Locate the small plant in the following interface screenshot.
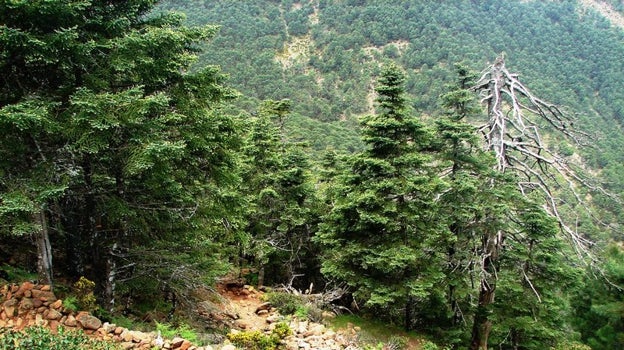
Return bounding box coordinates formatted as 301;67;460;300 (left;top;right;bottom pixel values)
386;335;409;350
63;296;80;313
155;321;199;344
294;305;309;319
73;276;98;312
265;291;306;315
272;322;292;339
421;340;440;350
227;322;292;350
0;326;120;350
550;341;592;350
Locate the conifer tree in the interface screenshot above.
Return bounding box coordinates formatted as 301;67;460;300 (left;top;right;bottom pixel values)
0;0;241;308
435;65;580;349
241;100;319;288
317;64;443;329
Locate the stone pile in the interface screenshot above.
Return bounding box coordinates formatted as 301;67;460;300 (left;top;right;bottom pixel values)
225;313;361;350
283;317;361;350
0;282;210;350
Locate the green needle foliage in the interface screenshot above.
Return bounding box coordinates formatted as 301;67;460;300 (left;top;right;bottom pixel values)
317;64;444;329
0;0;241;309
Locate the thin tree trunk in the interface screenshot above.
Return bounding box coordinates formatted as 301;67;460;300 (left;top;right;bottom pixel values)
470;225;501;350
469;57;506;350
405;296;414;331
34;209;53;289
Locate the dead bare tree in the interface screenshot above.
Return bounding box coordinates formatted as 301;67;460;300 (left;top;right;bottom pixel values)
468;55;613;349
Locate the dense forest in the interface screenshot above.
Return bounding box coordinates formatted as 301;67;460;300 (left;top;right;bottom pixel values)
1;1;623;349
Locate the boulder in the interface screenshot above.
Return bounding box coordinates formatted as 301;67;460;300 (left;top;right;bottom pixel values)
46;308;62;320
76;313;102;330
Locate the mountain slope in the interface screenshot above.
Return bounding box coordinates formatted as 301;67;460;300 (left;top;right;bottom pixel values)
156;0;624;231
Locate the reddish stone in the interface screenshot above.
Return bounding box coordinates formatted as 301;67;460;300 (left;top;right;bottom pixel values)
171;337;185;348
50;299;62;309
46;309;62;320
49;320;60;333
76;313;102;330
18;297;34;312
179;340;192;350
64;315;77;327
32;298;43;308
32;289;55;301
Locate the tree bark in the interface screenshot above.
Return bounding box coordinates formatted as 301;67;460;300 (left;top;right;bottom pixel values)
34;209;53;289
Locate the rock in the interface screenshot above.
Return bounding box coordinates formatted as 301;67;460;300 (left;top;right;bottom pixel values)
221;345;237;350
131;330;150;343
171;337;185;348
76;313;102;330
64;315;77;327
255;302;272;314
120;342;135;349
297;340;311;350
102;322;117;334
46;308;62;320
297;320;308;335
256;309;269;316
49;320;60;332
266;314;281;324
321;311;336;319
40;285;51;291
234;319;249;329
50;299;63;309
304;323;325;337
179;340;192;350
18;297;34;312
121;329;133;342
32;298;43;308
322;330;336;340
15;281;34;298
3;298;18;317
31;289;56;301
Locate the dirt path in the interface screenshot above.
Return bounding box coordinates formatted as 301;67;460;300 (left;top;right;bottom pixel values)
216;284;272;331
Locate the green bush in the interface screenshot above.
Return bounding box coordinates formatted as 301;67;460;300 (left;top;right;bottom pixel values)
265;292;306;315
550;341;592;350
386;335;409;350
226;322;292;350
155;321;199;344
421;340;440;350
62;296;79;313
0;326;119;350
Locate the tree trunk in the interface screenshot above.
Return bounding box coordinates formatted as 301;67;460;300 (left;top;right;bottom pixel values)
34;209;53;289
104;243;117;312
487;57;507;172
470;226;501;350
405;296;415;331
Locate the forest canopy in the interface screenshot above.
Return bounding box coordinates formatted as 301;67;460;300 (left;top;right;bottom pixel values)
1;1;623;349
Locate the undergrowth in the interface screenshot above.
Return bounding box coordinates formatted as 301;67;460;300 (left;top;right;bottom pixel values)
0;326;120;350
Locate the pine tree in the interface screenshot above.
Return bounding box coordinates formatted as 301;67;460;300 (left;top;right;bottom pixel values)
317;64;443;330
0;0;241;308
240;100;319;288
434;65;581;349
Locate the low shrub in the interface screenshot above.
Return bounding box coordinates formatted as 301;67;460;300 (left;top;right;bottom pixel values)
155;321;199;344
0;326;119;350
227;321;292;350
62;296;79;313
264;292;306;315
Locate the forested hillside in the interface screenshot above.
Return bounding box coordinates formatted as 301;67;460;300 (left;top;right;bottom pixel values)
1;1;623;349
156;0;624;228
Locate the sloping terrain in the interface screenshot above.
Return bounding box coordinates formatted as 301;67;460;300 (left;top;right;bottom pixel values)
579;0;624;28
